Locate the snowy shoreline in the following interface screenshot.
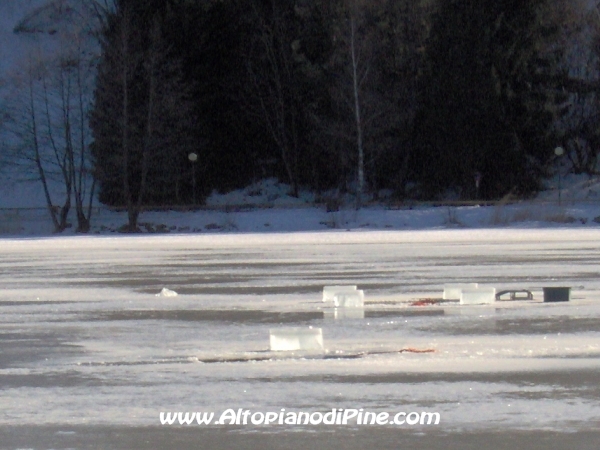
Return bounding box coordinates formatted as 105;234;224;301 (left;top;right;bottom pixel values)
2;199;600;237
2;174;600;236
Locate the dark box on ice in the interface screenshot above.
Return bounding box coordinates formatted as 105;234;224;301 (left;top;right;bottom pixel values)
542;287;570;302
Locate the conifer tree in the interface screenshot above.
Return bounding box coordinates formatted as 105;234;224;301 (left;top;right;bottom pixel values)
413;0;567;199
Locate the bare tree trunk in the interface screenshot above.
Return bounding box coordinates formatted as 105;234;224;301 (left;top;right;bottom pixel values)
136;19;159;219
120;10;138;232
41;60;72;231
74;35;94;233
350;15;365;209
28;71;60;231
59;66;74;231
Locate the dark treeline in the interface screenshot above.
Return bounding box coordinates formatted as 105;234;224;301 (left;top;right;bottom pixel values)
90;0;591;229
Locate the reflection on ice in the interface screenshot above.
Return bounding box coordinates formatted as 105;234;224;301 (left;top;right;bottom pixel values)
333;290;364;308
444;306;497;316
269;327;324;352
322;285;357;302
324;308;365;320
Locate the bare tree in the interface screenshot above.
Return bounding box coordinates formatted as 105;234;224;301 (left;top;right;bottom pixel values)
348;5;366;207
4;51;73;232
244;0;301;197
320;0;431;204
324;0;380;208
91;3;195;231
2;0;103;232
58;27;98;232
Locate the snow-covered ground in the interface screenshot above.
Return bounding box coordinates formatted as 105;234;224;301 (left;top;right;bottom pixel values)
0;174;600;236
1;229;600;449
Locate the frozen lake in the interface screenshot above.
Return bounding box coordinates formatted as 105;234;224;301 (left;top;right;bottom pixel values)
1;229;600;449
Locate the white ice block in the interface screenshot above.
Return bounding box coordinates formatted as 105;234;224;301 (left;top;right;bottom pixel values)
322;285;357;302
459;287;496;305
333;290;364;308
156;287;178;297
443;283;478;300
269;327;324;351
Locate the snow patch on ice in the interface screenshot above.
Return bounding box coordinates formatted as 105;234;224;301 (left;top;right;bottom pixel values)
156;288;178;297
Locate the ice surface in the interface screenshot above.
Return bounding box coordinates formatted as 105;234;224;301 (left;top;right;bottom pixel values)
269;327;324;351
333;290;365;308
324;308;366;320
444;306;496;317
460;287;497;305
322;285;357;302
1;229;600;436
443;283;479;300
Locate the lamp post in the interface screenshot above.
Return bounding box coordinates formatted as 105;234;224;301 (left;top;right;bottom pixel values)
188;152;198;205
554;146;564;206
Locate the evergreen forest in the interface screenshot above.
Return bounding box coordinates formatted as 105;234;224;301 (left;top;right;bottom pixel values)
42;0;600;229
